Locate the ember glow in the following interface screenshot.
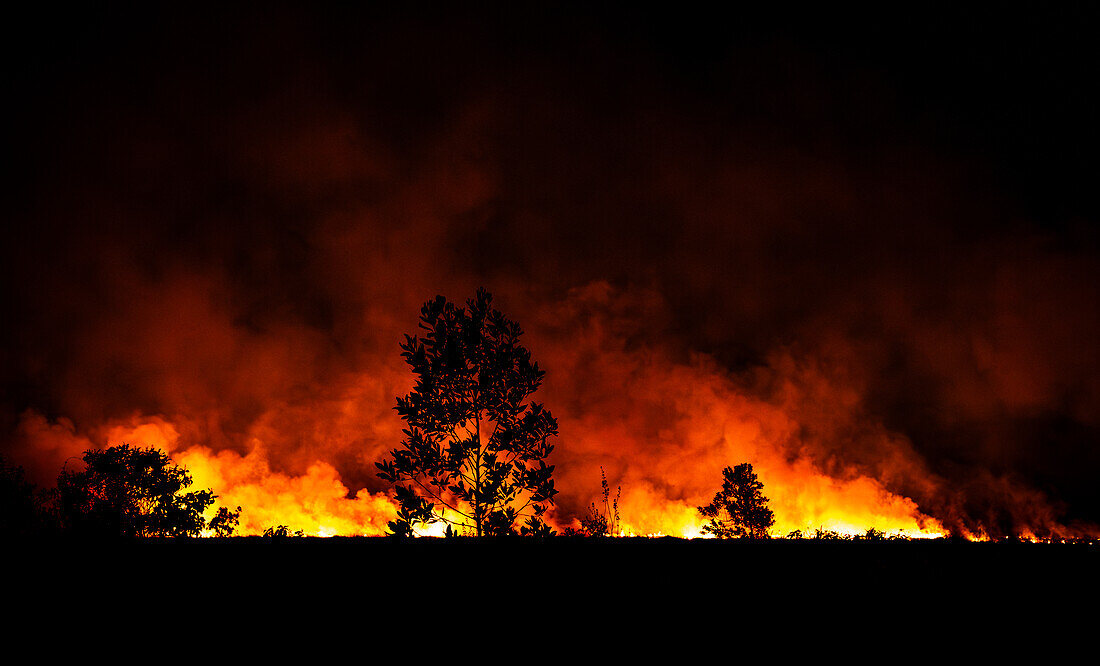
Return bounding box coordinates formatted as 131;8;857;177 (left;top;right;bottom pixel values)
3;7;1098;539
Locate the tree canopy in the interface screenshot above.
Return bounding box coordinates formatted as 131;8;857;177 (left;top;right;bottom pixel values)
698;463;775;539
57;444;216;538
376;288;559;537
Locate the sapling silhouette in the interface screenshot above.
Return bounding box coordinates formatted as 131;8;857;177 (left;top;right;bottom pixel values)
697;463;775;539
376;288;559;537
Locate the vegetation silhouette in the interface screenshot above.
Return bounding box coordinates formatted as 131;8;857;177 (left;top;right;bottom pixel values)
1;455;51;536
209;505;242;537
376;288;559;537
263;524;305;538
698;463;775;539
56;444;216;538
576;466;620;537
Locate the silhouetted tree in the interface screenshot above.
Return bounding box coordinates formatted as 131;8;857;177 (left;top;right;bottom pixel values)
698;463;775;539
209;505;242;537
57;444;215;538
376;288;559;537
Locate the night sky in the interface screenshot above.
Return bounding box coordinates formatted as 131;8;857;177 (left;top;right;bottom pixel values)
4;5;1098;537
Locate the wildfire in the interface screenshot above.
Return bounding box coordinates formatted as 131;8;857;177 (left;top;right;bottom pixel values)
0;285;1082;541
11;404;948;538
5;7;1099;547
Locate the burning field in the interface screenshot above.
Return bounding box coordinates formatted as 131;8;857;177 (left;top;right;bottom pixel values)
3;6;1099;543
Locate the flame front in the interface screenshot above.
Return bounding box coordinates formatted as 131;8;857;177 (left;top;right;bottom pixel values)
9;282;954;539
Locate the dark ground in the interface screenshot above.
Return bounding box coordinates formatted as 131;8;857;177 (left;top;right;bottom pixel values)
15;536;1098;592
9;537;1096;648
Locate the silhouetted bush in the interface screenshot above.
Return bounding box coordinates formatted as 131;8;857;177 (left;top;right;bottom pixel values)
263;525;304;538
57;444;215;538
579;466;620;537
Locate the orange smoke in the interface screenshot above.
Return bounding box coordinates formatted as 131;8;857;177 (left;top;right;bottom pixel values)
17;281;959;539
4;88;1095;540
17;274;1096;539
524;282;944;538
10;278;951;539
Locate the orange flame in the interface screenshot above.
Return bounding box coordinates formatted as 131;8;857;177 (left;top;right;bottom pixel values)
94;418;397;536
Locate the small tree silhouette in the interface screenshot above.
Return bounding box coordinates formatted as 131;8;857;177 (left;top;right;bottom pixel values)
209;505;242;537
57;444;216;538
697;463;775;539
376;288;559;537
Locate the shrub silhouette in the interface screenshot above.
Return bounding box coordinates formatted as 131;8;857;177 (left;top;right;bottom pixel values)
697;463;775;539
579;507;608;537
860;527;886;541
263;524;304;538
57;444;215;538
579;466;620;537
376;288;559;537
